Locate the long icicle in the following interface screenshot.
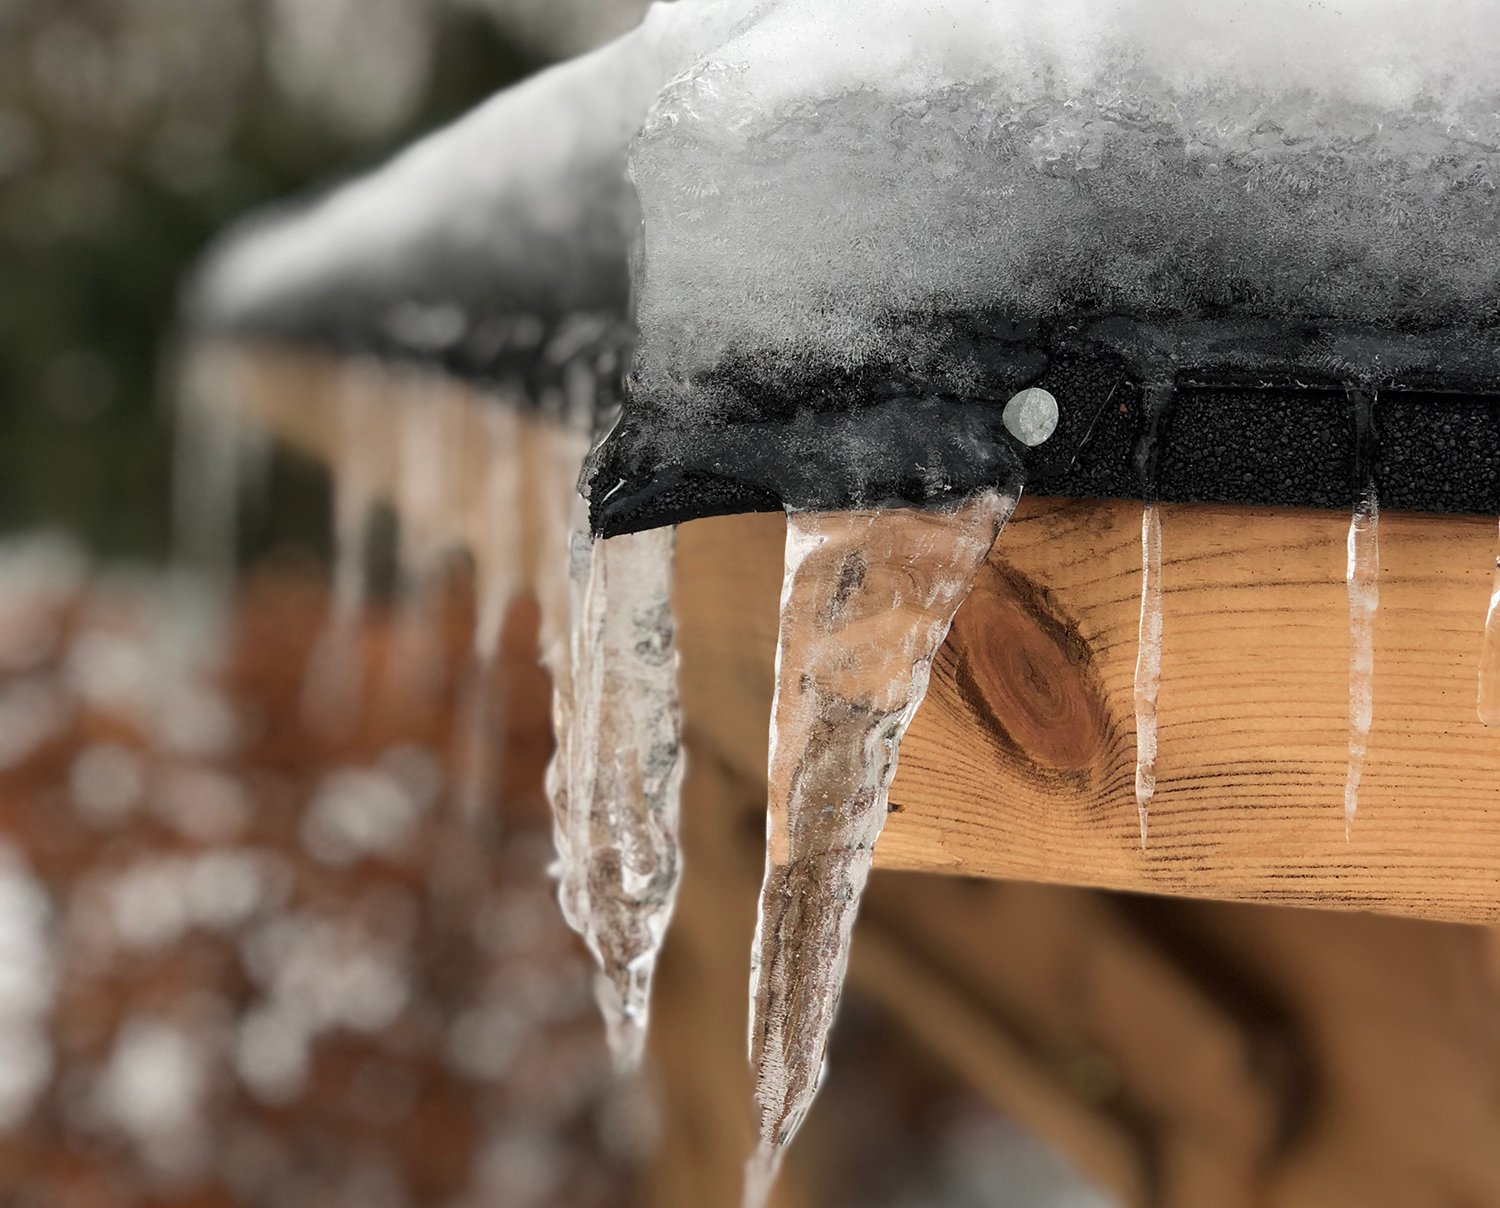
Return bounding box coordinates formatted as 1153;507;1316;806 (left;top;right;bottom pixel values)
744;489;1015;1208
532;378;685;1072
1134;502;1162;848
383;371;458;718
170;345;268;665
1477;518;1500;726
1132;381;1172;847
300;360;381;736
452;405;522;827
1345;390;1379;838
535;414;592;929
567;525;683;1071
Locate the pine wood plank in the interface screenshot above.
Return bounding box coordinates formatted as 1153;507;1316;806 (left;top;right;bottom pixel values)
674;499;1500;924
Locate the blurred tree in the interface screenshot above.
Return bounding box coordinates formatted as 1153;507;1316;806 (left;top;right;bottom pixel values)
0;0;546;559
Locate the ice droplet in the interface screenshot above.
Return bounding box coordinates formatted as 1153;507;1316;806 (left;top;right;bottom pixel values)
554;523;683;1072
1134;502;1162;848
1477;520;1500;726
744;489;1016;1207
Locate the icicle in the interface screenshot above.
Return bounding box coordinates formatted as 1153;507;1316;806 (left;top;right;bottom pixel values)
1134;503;1163;847
520;363;688;1070
451;406;522;826
173;347;245;592
1132;382;1172;847
744;489;1016;1207
551;513;595;935
383;372;462;714
536;413;592;898
471;408;523;668
301;362;381;736
563;525;683;1072
1477;518;1500;726
170;346;266;662
1345;391;1379;838
536;420;592;919
530;413;679;1072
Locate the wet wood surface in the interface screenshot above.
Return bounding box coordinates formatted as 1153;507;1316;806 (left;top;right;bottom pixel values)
676;498;1500;925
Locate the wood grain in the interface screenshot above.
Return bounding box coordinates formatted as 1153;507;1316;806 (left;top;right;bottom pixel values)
855;876;1500;1208
667;698;1500;1208
674;499;1500;924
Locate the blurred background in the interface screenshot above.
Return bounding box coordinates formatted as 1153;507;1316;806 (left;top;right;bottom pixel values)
0;2;1117;1205
0;0;652;560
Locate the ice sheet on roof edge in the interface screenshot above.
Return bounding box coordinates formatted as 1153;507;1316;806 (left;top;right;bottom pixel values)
628;0;1500;384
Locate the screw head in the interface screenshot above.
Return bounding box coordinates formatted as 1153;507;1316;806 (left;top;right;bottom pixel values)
1003;387;1059;447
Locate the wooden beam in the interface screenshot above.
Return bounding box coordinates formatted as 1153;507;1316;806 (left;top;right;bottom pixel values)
674;499;1500;925
206;342;1500;923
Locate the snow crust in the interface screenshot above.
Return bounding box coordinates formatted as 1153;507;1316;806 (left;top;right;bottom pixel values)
191;0;760;355
631;0;1500;382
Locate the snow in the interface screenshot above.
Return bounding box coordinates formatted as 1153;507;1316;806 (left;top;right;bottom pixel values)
630;0;1500;390
188;0;761;364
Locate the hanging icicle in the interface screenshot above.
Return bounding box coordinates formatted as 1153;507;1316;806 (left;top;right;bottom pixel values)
452;404;523;827
518;376;685;1072
171;345;272;662
743;489;1016;1208
1131;381;1173;847
383;371;463;716
1478;519;1500;726
301;360;383;736
1344;390;1379;838
1134;502;1162;848
564;525;683;1072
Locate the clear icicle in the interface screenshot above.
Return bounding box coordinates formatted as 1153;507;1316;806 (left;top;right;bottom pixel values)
1131;380;1173;849
1477;518;1500;726
1345;482;1379;838
536;419;592;921
744;490;1015;1207
564;525;683;1072
1134;502;1162;848
1344;390;1379;838
301;363;381;736
551;512;595;935
536;409;592;893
